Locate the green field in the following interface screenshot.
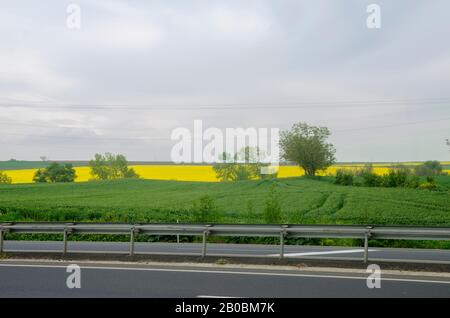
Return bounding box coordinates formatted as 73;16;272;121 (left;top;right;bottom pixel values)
0;161;88;170
1;176;449;227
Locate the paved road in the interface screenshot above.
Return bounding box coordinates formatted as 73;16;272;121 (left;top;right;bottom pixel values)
3;241;450;263
0;261;449;297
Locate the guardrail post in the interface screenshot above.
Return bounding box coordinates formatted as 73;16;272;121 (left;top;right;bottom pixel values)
363;233;368;263
0;230;4;253
177;220;180;245
129;226;135;256
280;231;285;259
202;226;211;258
363;227;372;263
202;231;207;258
63;223;74;255
280;225;288;259
63;229;68;255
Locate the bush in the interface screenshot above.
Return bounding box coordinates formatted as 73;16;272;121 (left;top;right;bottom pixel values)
355;164;374;177
426;176;435;183
264;184;282;223
381;167;411;187
376;165;426;189
355;164;379;187
405;175;421;189
0;171;12;184
416;175;438;191
418;182;438;191
335;169;354;186
192;195;219;223
333;163;444;190
361;173;382;187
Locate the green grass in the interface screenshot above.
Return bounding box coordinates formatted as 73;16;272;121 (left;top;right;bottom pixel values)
0;177;449;226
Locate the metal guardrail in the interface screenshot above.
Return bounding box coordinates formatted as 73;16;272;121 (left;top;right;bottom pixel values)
1;222;450;262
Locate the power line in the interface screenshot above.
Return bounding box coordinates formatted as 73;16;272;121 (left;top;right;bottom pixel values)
1;117;449;140
0;131;170;142
0;97;449;111
334;117;450;133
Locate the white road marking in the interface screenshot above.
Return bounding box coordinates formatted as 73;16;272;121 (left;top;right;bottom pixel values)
197;295;243;298
1;263;450;285
268;249;377;257
3;244;376;255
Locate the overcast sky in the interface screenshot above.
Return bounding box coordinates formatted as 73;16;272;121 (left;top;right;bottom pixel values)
1;0;449;162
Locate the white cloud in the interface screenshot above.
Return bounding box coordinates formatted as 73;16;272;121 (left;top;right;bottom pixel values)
0;50;76;94
94;23;163;48
210;7;272;37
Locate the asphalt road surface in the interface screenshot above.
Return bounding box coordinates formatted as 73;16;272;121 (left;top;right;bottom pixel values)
0;261;449;297
3;241;450;263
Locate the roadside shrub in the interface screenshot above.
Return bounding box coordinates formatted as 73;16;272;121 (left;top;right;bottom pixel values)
263;184;282;223
245;200;255;221
192;195;219;223
335;169;354;186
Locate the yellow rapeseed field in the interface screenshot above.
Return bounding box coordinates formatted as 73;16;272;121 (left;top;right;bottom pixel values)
4;167;92;184
132;165;218;182
1;164;411;184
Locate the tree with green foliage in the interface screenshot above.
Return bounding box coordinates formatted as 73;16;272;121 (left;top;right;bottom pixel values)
414;160;443;177
213;152;239;181
0;171;12;184
89;153;139;180
280;123;336;177
33;162;76;183
213;147;270;181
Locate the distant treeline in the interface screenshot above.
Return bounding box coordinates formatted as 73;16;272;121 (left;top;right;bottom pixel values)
1;160;449;171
